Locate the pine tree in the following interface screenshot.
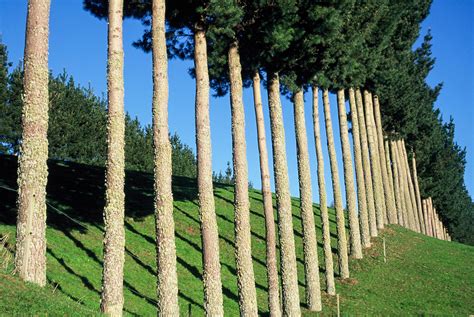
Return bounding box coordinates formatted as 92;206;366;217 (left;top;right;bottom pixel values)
252;71;280;316
151;0;179;314
293;88;321;310
15;0;51;287
100;0;126;314
311;86;336;295
322;89;349;279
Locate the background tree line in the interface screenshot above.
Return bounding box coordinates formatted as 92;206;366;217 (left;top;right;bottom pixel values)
0;43;197;178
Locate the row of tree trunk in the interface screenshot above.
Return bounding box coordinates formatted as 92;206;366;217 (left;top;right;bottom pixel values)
13;1;451;316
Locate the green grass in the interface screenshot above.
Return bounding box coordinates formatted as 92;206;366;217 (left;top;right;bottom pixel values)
0;155;473;316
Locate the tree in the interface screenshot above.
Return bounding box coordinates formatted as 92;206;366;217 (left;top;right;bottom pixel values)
100;0;126;314
251;71;280;316
15;0;51;287
311;86;336;295
151;0;179;314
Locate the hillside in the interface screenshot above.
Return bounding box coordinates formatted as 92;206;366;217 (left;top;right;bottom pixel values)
0;155;473;316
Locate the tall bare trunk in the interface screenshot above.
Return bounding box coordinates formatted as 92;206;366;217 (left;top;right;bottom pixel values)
355;90;377;237
364;91;385;229
252;72;281;317
267;72;301;315
336;89;362;259
151;0;179;314
411;153;425;235
384;140;398;224
15;0;51;287
293;89;322;311
101;0;126;314
311;86;336;295
399;141;420;232
322;89;349;279
373;96;397;224
194;26;224;316
401;141;423;232
396;140;416;230
349;89;370;248
228;43;258;316
392;140;408;228
422;199;431;236
388;140;403;226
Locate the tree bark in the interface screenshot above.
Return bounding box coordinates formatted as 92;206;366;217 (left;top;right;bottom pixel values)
401;141;423;233
384;139;399;224
322;89;349;279
364;91;385;230
395;140;415;230
15;0;51;287
228;43;258;316
101;0;126;315
388;140;403;226
356;90;377;237
411;152;426;235
252;71;281;317
311;86;336;295
194;26;224;316
151;0;179;314
267;72;301;315
422;199;432;236
293;89;322;311
373;96;397;224
336;89;362;259
348;88;370;249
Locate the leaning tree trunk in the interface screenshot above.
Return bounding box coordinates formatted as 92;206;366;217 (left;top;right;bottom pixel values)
384;139;399;224
355;89;377;237
228;42;258;316
422;199;430;236
402;141;423;232
194;25;224;316
411;152;426;235
373;96;397;224
348;88;370;249
101;0;126;315
399;140;421;232
322;89;349;279
252;71;281;317
151;0;179;314
395;140;415;230
311;86;336;295
388;140;403;226
364;91;385;230
15;0;51;287
336;89;362;259
267;72;301;315
293;89;322;311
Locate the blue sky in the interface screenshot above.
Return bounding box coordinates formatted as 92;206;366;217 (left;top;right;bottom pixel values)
0;0;472;204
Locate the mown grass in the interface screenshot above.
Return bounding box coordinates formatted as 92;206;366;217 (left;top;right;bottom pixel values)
0;154;472;316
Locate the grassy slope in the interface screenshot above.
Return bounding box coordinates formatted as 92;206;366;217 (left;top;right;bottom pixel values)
0;155;472;316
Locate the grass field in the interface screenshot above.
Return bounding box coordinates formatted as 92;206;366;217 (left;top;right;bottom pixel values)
0;155;473;316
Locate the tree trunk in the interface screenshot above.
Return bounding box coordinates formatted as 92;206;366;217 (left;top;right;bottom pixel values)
101;0;126;315
267;72;301;315
336;89;362;259
364;91;385;230
401;141;423;233
15;0;51;287
395;140;416;230
422;199;430;236
293;89;322;311
228;43;258;316
348;88;370;249
356;89;377;237
194;26;224;316
384;139;399;224
311;86;336;295
411;152;426;235
252;71;281;317
322;89;349;279
373;96;397;224
388;140;403;226
151;0;179;314
399;140;420;232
